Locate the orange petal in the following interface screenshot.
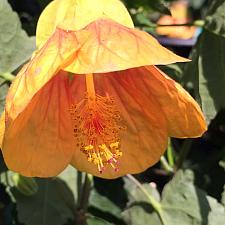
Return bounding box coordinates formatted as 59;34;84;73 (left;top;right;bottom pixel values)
135;66;207;137
166;26;196;40
156;15;175;36
2;71;74;177
70;71;168;179
8;18;189;123
6;28;82;121
0;111;5;148
64;19;189;74
36;0;134;48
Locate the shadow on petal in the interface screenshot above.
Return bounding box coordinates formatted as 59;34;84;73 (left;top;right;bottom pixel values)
2;71;74;177
143;66;207;137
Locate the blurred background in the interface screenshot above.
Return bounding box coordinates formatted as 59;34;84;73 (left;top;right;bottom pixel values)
0;0;225;224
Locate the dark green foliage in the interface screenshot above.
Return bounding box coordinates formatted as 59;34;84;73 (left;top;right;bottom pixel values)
123;0;172;14
13;178;76;225
123;170;225;225
0;78;8;114
0;0;35;74
183;0;225;122
205;0;225;37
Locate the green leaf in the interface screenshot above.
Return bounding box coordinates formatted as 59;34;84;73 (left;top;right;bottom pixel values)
161;170;207;225
207;196;225;225
183;30;225;123
123;0;171;15
123;205;161;225
188;0;206;9
89;190;122;219
123;170;225;225
207;195;225;225
87;177;128;225
122;177;162;225
12;174;38;196
88;189;125;225
159;63;184;82
182;0;225;122
58;166;78;203
221;186;225;206
0;0;35;73
205;0;225;37
87;216;114;225
0;78;8;113
124;177;160;202
13;178;76;225
149;0;171;15
219;157;225;170
136;13;156;27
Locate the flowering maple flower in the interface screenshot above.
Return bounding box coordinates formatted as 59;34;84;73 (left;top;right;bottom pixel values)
156;0;196;39
0;0;207;179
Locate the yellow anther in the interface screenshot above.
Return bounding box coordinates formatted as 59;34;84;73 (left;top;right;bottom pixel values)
99;144;107;150
115;149;121;154
84;145;94;151
81;142;123;172
110;142;120;149
87;157;93;162
93;158;99;165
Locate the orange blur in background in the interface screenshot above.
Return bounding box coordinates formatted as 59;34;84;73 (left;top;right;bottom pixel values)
156;0;196;39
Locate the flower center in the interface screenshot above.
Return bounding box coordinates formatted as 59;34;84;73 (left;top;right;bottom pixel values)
69;74;125;173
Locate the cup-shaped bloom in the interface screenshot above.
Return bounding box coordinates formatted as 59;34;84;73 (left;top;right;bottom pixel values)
0;0;207;179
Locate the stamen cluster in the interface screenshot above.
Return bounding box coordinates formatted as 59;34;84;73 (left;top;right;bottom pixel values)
69;93;125;173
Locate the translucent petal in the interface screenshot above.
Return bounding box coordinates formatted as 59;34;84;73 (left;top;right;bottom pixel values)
64;19;189;74
8;19;188;123
143;66;207;137
36;0;133;48
70;71;168;179
2;72;74;177
6;28;81;121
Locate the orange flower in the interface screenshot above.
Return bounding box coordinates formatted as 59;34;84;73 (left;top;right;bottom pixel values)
156;0;196;39
0;0;206;179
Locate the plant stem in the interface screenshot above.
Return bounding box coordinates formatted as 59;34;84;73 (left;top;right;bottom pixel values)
143;20;205;29
79;174;92;212
193;20;205;27
0;73;15;82
75;173;93;225
167;138;175;167
77;171;83;207
126;174;167;225
157;21;204;27
175;139;193;171
160;156;174;174
5;172;10;187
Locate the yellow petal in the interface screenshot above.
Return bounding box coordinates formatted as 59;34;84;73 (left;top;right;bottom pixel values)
36;0;133;48
6;28;82;121
2;72;74;177
64;19;189;74
0;111;5;148
136;66;207;137
69;71;168;179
